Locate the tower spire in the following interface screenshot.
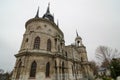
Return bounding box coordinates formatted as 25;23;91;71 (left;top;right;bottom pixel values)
46;3;50;13
57;19;59;27
35;7;39;18
42;3;54;22
75;30;82;47
76;30;82;40
76;30;79;37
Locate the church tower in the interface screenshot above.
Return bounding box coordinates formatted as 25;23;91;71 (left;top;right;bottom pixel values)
12;5;65;80
75;31;82;47
12;4;93;80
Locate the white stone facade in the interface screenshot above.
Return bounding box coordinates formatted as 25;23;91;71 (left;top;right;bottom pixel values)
11;6;93;80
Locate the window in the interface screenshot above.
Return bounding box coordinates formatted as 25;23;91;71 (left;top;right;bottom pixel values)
65;52;67;57
54;38;57;46
76;65;78;74
16;61;22;79
46;62;50;77
36;26;41;29
55;60;57;69
44;24;47;28
47;39;51;51
62;62;65;80
60;43;62;48
26;38;28;42
55;61;57;78
58;45;60;52
33;37;40;49
30;61;37;78
72;65;74;76
81;57;83;62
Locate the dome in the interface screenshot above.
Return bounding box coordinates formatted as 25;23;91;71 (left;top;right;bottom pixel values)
42;4;54;22
43;13;54;22
75;31;82;41
75;35;82;41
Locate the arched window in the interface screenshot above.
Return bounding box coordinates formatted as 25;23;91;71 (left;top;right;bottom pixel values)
55;61;57;68
25;38;28;42
72;65;74;76
47;39;51;51
16;61;22;79
54;38;57;48
46;62;50;77
33;37;40;49
65;52;67;57
58;45;60;52
62;62;65;80
55;60;57;72
81;57;83;62
30;61;37;78
55;61;57;79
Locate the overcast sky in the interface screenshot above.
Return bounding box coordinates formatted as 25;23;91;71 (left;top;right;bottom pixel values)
0;0;120;71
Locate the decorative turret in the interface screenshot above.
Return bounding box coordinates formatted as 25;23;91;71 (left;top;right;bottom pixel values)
43;3;54;22
75;30;82;47
57;19;59;27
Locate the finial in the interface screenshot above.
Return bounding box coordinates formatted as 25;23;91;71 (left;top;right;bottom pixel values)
57;19;59;26
53;13;54;17
47;2;50;13
48;2;50;7
35;6;39;18
76;30;79;37
53;13;54;20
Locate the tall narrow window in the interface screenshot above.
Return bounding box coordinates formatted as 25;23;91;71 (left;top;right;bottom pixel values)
65;52;67;57
58;45;60;52
30;61;37;78
16;61;22;79
55;61;57;79
34;36;40;49
62;62;65;80
55;60;57;72
81;57;83;62
46;62;50;77
47;39;51;51
54;38;57;48
55;60;57;69
60;43;62;48
72;65;74;76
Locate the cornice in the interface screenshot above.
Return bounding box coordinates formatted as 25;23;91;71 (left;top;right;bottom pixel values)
25;18;64;37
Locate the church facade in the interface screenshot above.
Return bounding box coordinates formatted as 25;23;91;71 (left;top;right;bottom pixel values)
11;5;93;80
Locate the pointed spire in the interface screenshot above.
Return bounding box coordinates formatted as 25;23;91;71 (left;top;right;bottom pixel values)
57;19;59;26
75;30;82;40
35;7;39;18
46;2;50;13
53;13;54;20
76;30;79;37
53;13;54;17
43;3;54;22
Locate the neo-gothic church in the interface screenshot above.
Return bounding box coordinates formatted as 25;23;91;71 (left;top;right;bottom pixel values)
12;4;93;80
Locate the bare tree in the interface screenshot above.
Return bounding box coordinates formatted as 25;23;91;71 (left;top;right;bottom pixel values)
0;69;4;74
0;69;12;80
95;46;120;67
89;61;99;75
